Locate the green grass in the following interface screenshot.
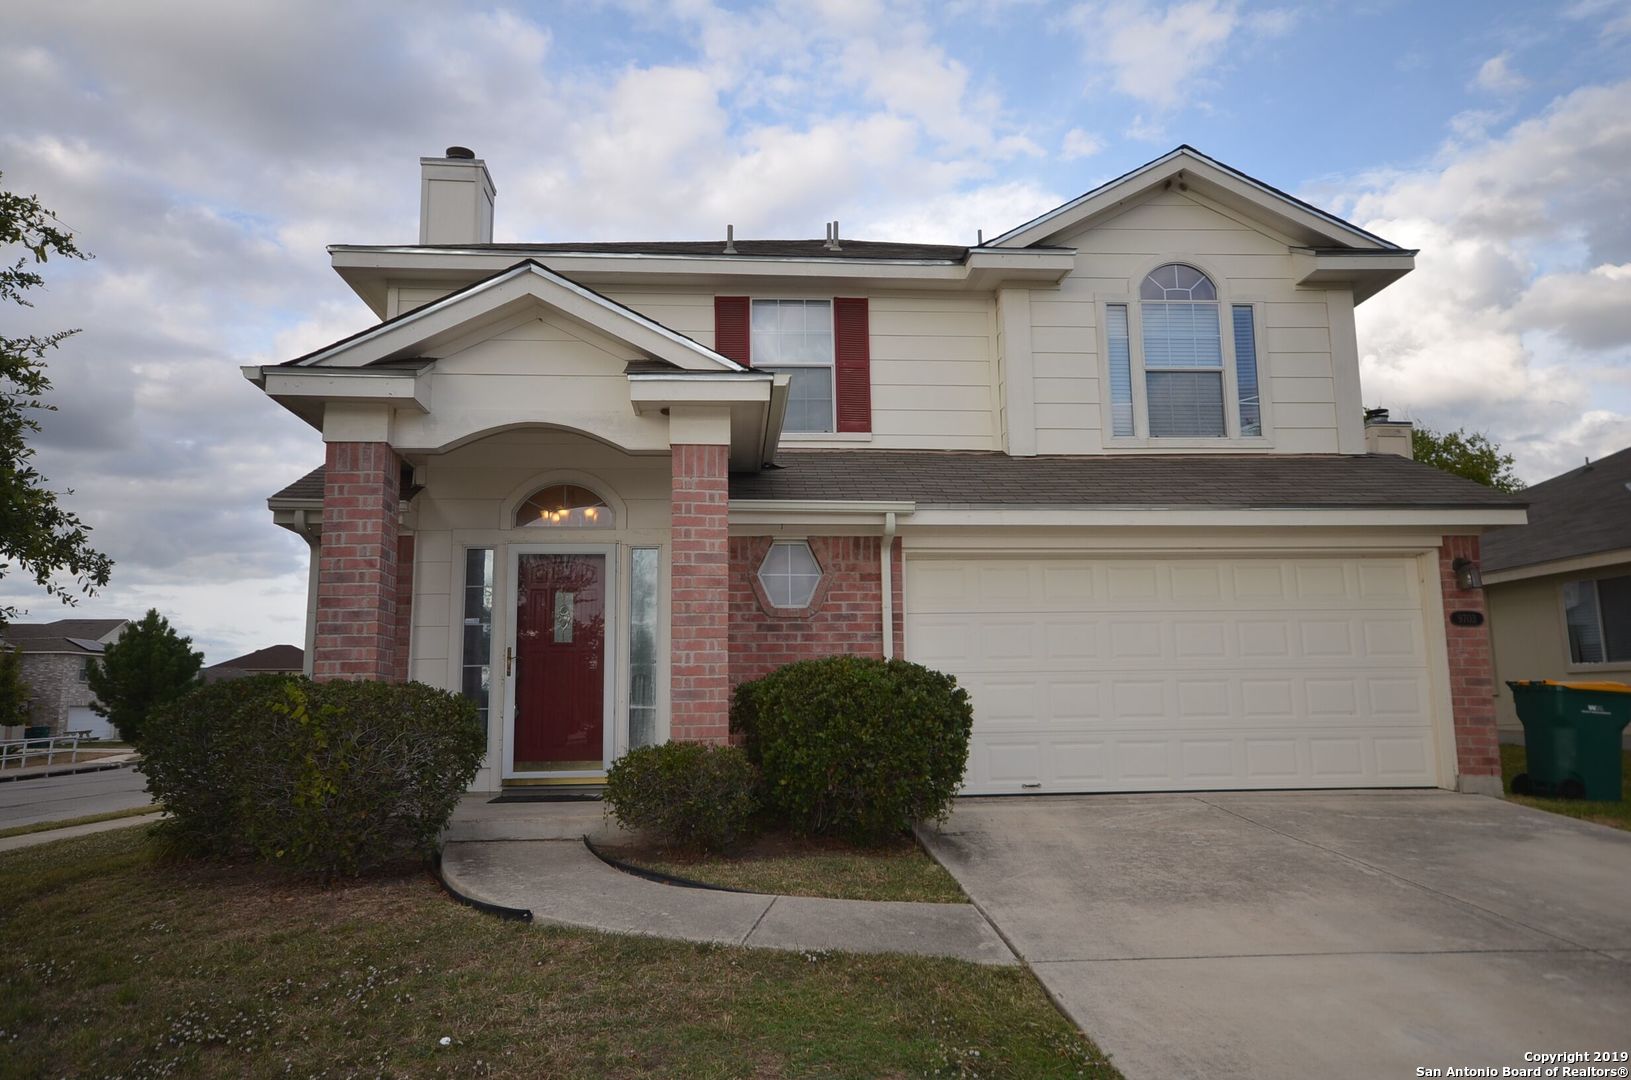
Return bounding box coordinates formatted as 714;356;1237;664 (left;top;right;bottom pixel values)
1502;744;1631;831
0;804;159;840
0;828;1116;1079
597;831;969;903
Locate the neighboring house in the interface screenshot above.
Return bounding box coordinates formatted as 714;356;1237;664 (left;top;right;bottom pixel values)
246;145;1525;796
0;618;128;739
1483;447;1631;741
202;644;305;684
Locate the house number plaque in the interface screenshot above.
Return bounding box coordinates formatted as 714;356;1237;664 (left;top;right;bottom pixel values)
1449;610;1485;627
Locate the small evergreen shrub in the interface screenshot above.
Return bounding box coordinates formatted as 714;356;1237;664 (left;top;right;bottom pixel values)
731;656;973;841
140;677;485;876
603;742;759;852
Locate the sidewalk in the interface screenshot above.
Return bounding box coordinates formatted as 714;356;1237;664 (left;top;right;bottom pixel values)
0;751;138;783
439;794;1016;965
0;809;161;854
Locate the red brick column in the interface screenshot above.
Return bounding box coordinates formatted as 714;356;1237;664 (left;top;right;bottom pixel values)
1439;536;1501;792
313;442;402;682
670;444;731;743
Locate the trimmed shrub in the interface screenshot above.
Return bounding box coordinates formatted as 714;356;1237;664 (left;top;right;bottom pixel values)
603;742;759;852
140;676;485;876
731;656;973;841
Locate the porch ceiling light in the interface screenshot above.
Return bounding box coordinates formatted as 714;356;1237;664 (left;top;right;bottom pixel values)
516;484;614;528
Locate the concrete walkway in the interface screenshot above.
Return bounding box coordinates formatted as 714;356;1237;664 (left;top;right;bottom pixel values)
439;795;1015;965
919;790;1631;1079
0;809;161;854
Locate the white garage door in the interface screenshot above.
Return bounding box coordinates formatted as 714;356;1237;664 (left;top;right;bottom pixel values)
906;555;1438;794
67;706;115;741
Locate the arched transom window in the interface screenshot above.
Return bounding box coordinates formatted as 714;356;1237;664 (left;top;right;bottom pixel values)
514;484;614;528
1106;263;1262;439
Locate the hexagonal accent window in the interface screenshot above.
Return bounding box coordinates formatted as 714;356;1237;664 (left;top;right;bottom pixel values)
515;484;613;528
757;540;823;608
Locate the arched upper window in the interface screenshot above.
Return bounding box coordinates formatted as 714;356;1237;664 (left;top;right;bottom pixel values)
1140;262;1217;301
1106;263;1260;440
514;484;614;528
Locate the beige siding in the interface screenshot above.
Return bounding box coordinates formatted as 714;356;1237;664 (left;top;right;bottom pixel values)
1026;188;1348;454
607;286;1001;451
1487;564;1631;737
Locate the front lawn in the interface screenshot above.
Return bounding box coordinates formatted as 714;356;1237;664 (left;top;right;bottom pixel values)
0;828;1116;1079
594;830;969;903
1502;743;1631;831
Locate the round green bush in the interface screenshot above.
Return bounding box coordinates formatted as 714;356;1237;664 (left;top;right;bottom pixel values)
603;741;759;852
140;676;485;876
730;656;973;841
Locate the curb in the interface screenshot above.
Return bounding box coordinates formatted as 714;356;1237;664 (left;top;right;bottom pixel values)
433;848;533;922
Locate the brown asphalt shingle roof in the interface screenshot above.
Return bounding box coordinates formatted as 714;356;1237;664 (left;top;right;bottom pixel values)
1;618;126;654
273;453;1524;511
731;451;1526;508
208;644;304;672
384;239;997;261
1482;446;1631;573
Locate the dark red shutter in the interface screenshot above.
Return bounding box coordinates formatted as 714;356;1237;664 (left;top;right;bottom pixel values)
833;297;871;433
714;296;751;366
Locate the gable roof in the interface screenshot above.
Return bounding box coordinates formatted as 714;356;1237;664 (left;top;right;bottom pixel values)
281;259;746;372
1482;446;1631;574
1;618;127;655
990;145;1404;251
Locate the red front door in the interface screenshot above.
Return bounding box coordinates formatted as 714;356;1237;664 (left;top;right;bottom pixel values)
514;553;606;771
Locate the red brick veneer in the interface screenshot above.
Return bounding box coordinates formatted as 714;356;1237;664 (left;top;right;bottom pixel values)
728;535;904;688
313;442;402;682
1439;535;1500;783
670;444;731;743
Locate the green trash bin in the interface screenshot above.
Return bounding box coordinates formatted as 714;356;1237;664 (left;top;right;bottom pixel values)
1505;680;1631;801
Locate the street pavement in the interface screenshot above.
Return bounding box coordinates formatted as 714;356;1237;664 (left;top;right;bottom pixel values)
0;765;151;830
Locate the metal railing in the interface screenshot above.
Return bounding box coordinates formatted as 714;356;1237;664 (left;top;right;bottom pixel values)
0;733;86;770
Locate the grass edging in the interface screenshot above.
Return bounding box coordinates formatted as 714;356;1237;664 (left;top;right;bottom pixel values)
0;804;160;841
432;848;534;922
585;837;757;894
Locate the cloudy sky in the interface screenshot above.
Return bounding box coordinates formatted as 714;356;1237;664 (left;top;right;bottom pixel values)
2;0;1629;661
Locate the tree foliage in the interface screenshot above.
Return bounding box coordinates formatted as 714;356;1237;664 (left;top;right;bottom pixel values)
85;609;203;743
1411;425;1525;493
0;646;28;729
0;175;112;626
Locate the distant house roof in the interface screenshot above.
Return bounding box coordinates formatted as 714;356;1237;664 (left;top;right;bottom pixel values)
202;644;304;683
0;618;127;655
1482;447;1631;574
270;467;325;504
209;644;304;672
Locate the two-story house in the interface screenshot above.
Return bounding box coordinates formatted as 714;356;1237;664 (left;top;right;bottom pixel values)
247;146;1524;796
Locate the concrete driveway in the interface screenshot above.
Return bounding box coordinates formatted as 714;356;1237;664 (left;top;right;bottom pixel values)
919;790;1631;1079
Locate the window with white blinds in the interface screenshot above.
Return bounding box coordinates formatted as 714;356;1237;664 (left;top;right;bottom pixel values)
1564;576;1631;664
1106;264;1263;441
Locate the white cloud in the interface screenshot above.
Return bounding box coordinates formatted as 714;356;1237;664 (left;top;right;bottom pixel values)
1061;128;1104;160
1063;0;1286;109
1124;114;1168;142
1473;52;1528;94
1337;80;1631;482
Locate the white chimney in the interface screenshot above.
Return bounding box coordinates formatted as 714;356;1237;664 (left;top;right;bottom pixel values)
419;146;495;245
1363;408;1414;458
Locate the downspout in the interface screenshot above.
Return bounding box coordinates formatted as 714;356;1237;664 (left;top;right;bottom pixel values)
881;511;897;660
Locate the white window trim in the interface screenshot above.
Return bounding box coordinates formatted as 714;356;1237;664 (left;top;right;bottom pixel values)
1097;259;1275;448
751;297;836;435
1560;575;1631;671
756;539;825;609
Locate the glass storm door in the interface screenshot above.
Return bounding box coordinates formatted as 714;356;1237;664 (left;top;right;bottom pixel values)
513;553;606;771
